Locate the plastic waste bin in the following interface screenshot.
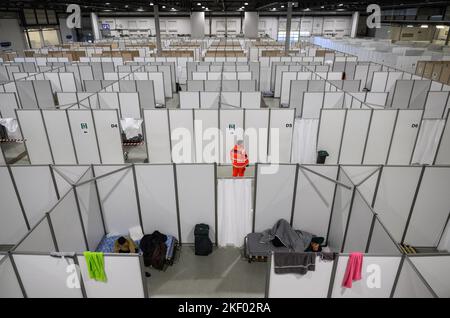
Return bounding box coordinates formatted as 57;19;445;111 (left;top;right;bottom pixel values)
316;150;329;164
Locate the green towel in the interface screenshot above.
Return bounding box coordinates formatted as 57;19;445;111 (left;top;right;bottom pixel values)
83;252;107;282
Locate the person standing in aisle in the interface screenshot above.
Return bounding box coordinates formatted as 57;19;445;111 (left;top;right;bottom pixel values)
230;140;249;177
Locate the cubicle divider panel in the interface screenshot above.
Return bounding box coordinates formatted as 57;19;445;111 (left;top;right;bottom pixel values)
148;73;165;105
339;109;372;164
136;80;156;109
0;166;28;245
176;164;216;244
16;110;53;164
391;80;413;109
435;116;450;164
74;167;105;251
342;189;374;253
268;254;333;298
410;255;450;298
0;255;24;298
405;167;450;247
0;92;20;118
363;110;397;164
169;110;195;163
135;164;179;238
11;166;59;228
77;254;145;298
180;92;200;109
98;92;119;111
373;166;422;243
331;255;401;298
12;254;83;298
200;92;220;109
424;92;448;119
13;217;55;253
194;109;219;163
254;164;297;232
244;109;269;163
143;110;171;163
327;170;353;251
42;110;77;164
49;189;87;252
371;72;388;92
118;92;140;119
292;165;338;239
341;166;380;204
67;110;101;164
393;258;436;298
94;165;141;235
16;81;38;109
269;109;295;163
317;109;347;164
219;109;244;164
387;110;423;165
92;110;124;164
410;80;431;110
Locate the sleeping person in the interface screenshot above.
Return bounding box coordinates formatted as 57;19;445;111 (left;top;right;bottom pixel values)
114;236;138;253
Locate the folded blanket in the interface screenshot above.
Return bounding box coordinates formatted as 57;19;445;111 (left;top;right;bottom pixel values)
274;252;316;275
83;252;107;282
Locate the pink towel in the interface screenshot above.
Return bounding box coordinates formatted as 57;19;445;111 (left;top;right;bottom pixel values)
342;252;363;288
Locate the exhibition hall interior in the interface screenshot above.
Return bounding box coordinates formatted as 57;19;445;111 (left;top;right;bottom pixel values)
1;0;450;299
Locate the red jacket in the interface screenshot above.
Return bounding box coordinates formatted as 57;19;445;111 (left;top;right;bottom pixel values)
230;145;249;168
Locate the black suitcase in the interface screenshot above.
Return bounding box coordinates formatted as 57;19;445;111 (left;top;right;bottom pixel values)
194;223;213;256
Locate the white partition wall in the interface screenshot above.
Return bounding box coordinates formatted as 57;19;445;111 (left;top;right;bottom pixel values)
176;164;216;244
134;164;179;238
317;109;347;164
268;254;334;298
16;110;53;164
269;109;295;163
169;110;195;163
13;254;83;298
331;256;401;298
194;109;219;163
254;164;297;232
0;256;24;298
339;110;371;164
292;165;338;239
404;167;450;247
11;166;58;227
373;166;422;242
387;110;423;164
410;256;450;297
78;254;145;298
244;109;269;163
94;166;141;235
363;110;397;164
394;258;436;298
0;167;28;244
67;110;101;164
42;110;77;164
435;116;450;164
143;110;171;163
220;109;244;164
92;110;124;164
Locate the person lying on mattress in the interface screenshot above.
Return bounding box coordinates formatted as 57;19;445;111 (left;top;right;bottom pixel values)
260;219;325;252
114;236;138;253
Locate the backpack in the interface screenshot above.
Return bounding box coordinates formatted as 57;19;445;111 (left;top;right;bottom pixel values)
194;224;213;256
150;241;167;270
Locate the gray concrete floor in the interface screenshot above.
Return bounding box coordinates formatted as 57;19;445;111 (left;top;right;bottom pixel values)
146;246;267;298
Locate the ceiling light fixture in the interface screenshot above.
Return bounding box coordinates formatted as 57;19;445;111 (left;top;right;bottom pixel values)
281;5;284;8
137;7;144;11
406;25;414;27
150;2;154;5
338;3;343;6
162;5;166;8
436;25;445;29
245;2;248;5
197;2;201;5
421;24;429;28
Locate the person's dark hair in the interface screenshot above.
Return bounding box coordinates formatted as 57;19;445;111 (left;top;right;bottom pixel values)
118;236;127;245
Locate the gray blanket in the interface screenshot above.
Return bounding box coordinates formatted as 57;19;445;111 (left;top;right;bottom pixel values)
259;219;313;252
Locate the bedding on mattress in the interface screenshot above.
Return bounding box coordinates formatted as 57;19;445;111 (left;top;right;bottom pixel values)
96;234;177;260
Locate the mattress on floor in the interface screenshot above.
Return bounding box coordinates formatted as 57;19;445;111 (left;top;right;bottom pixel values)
245;232;290;257
96;234;177;260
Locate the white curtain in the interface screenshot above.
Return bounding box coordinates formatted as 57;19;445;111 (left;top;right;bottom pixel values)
217;179;253;247
291;118;319;164
411;120;445;165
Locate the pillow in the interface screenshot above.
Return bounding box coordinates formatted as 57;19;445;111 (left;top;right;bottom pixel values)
129;225;144;241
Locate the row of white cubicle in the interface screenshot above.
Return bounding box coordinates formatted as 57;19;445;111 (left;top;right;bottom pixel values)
0;163;449;297
14;108;450;167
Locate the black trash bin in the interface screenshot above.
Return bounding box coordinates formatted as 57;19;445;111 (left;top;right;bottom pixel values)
316;150;329;164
